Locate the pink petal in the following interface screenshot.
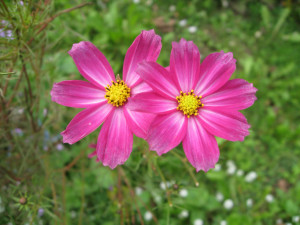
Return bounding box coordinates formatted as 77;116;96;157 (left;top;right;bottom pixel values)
194;51;236;97
123;30;162;87
123;106;155;139
147;111;187;155
88;144;99;162
88;150;97;158
127;93;177;114
51;80;106;108
96;108;133;169
61;103;114;144
131;82;153;96
136;61;179;100
201;79;257;110
170;39;201;92
183;117;219;172
197;109;250;141
88;143;97;149
68;42;115;89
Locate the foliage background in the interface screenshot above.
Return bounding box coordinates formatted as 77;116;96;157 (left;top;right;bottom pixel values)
1;0;300;224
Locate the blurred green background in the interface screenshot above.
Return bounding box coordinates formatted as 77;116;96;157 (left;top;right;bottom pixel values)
1;0;300;224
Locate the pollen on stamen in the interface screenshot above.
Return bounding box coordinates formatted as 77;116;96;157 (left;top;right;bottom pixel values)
176;90;203;118
105;79;130;107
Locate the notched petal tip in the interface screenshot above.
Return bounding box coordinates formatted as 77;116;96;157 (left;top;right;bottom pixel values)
102;160;126;170
60;130;73;145
141;29;155;35
68;41;91;56
217;51;236;64
195;157;220;173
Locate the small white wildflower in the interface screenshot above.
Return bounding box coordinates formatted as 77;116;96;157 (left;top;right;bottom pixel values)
223;199;234;210
145;0;153;5
246;198;253;207
220;221;227;225
226;160;236;175
222;0;229;8
292;216;300;223
236;169;244;176
13;128;23;136
265;194;274;203
255;31;262;38
178;210;189;219
178;19;187;27
169;5;176;12
144;211;152;221
135;187;143;196
194;219;203;225
179;189;188;198
43;108;48;117
226;160;235;167
160;182;167;190
71;211;77;218
38;208;44;217
245;171;257;182
56;143;64;151
216;192;224;202
160;181;171;190
18;108;24;114
154;195;161;203
214;164;221;171
133;0;140;3
188;26;197;33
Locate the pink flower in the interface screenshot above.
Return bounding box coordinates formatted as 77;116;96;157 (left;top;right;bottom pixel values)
51;30;162;169
129;39;257;172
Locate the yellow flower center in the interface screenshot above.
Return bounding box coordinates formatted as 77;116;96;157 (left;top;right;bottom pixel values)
176;90;203;118
105;80;130;107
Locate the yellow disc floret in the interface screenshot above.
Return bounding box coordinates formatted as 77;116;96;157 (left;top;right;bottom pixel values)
176;90;204;118
105;80;130;107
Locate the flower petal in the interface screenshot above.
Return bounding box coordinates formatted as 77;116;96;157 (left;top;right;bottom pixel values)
194;51;236;97
68;41;115;89
147;111;187;155
51;80;106;108
201;79;257;110
127;93;177;114
61;103;114;144
123;30;162;87
88;150;100;162
136;61;179;100
170;39;201;92
197;109;250;141
182;117;220;172
123;106;155;139
96;108;133;169
131;82;153;96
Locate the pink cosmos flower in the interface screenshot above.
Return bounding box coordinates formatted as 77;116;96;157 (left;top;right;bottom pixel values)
51;30;161;169
128;38;257;172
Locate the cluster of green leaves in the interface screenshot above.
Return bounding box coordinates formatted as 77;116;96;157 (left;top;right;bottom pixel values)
1;0;300;224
